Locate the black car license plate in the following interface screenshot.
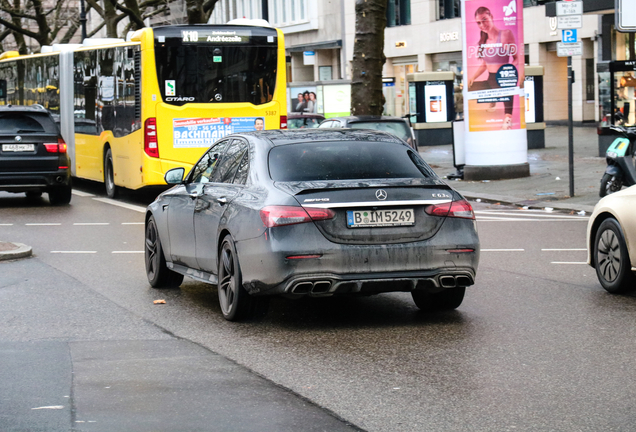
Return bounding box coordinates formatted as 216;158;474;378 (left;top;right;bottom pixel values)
346;209;415;228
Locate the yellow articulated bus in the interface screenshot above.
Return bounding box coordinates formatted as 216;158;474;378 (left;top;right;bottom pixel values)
0;22;287;197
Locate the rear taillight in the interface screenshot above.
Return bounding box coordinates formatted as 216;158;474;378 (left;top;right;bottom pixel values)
280;115;287;130
144;118;159;158
425;199;475;219
260;205;335;227
44;138;67;154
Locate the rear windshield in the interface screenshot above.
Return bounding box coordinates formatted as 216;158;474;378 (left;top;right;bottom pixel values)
269;142;434;182
0;112;57;134
154;26;278;106
348;121;411;142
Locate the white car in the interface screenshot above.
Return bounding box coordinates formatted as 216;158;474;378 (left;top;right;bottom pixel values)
587;185;636;292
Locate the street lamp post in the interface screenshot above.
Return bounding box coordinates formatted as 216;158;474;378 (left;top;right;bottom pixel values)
80;0;87;41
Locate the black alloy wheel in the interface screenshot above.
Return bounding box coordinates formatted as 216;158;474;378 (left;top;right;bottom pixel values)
145;215;184;288
599;173;623;198
217;235;268;321
594;218;635;293
104;148;117;198
411;287;466;312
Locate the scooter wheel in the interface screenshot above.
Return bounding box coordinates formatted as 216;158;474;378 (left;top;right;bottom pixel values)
599;173;623;198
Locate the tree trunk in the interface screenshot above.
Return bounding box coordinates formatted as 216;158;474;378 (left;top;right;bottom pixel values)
350;0;387;116
104;0;118;38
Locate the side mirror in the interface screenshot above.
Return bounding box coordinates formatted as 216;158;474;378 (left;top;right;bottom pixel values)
164;167;185;185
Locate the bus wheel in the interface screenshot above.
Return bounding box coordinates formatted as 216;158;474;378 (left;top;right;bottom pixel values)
104;148;117;198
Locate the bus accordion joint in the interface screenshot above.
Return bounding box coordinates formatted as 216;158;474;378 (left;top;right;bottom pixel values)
144;117;159;158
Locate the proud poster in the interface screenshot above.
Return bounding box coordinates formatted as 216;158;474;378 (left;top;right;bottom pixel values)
463;0;525;132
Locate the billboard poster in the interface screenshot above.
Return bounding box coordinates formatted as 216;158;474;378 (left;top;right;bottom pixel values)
425;82;448;123
461;0;527;167
322;85;351;118
173;117;263;148
289;86;318;114
464;0;525;132
524;76;536;123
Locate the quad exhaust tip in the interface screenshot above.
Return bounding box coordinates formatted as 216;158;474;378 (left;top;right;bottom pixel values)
290;281;333;295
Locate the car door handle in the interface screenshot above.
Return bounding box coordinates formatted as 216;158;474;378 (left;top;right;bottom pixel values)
216;197;228;205
189;192;200;199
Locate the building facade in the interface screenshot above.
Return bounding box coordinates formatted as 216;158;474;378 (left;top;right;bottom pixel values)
209;0;606;123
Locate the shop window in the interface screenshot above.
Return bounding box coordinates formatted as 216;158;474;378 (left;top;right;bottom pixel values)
437;0;460;20
387;0;411;27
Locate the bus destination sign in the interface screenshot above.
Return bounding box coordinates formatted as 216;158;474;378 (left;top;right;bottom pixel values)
181;30;252;43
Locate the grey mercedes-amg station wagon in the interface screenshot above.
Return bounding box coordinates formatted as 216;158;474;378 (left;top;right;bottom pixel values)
145;129;479;321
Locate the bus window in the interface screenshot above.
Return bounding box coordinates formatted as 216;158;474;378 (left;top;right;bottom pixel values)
154;27;278;106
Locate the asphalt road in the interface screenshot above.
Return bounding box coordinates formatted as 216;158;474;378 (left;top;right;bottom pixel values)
2;184;636;432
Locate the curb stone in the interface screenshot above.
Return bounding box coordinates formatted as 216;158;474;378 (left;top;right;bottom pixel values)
0;242;32;261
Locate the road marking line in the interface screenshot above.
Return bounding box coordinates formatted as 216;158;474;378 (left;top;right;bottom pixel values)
474;211;588;219
477;218;588;222
72;190;95;197
481;249;525;252
73;223;110;226
50;251;97;254
542;248;587;251
26;223;62;226
93;197;146;213
122;222;144;225
0;224;13;226
551;262;588;265
112;251;143;254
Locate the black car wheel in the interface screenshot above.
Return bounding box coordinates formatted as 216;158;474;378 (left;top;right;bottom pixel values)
104;148;117;198
411;287;466;311
145;216;184;288
599;173;623;198
25;191;42;200
218;235;268;321
48;184;72;206
594;218;635;294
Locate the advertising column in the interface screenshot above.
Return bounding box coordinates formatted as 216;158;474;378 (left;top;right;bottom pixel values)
461;0;529;180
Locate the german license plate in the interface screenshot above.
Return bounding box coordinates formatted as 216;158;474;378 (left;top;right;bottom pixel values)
2;144;35;152
346;209;415;228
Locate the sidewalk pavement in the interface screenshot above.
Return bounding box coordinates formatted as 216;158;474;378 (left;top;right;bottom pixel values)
421;124;605;214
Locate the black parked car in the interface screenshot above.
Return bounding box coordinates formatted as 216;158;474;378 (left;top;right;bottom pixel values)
145;129;479;321
318;115;418;150
0;105;72;205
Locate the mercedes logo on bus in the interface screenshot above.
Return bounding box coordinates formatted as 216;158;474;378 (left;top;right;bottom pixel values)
375;189;387;200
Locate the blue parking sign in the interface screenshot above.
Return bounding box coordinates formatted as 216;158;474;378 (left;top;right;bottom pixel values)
562;29;578;43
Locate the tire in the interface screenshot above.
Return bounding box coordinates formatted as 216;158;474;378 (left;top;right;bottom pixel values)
217;235;269;321
25;191;42;200
412;287;466;312
599;173;623;198
594;218;635;294
104;148;117;198
145;216;184;288
48;184;72;206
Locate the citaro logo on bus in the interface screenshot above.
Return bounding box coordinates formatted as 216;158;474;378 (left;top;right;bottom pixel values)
165;80;176;96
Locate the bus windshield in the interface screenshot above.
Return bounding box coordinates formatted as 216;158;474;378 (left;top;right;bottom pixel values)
154;26;278;106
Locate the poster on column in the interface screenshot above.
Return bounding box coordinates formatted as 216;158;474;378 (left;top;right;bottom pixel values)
464;0;525;132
